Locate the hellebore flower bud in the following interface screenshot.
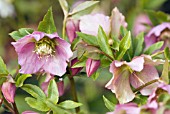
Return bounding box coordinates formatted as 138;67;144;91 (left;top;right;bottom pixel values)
86;58;100;77
70;58;83;76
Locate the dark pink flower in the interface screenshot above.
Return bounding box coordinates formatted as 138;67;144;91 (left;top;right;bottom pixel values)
22;111;39;114
86;58;100;77
12;31;73;76
107;103;140;114
70;58;83;76
145;22;170;49
2;76;16;103
133;14;151;36
66;19;80;43
105;55;160;103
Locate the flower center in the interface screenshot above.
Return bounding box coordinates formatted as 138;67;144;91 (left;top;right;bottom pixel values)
34;37;56;58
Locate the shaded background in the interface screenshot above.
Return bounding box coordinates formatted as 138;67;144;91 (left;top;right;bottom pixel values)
0;0;169;113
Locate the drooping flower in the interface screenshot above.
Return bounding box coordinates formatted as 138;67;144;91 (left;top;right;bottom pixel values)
66;19;80;43
105;55;160;104
12;31;73;76
86;58;100;77
1;75;16;103
145;22;170;49
133;14;151;36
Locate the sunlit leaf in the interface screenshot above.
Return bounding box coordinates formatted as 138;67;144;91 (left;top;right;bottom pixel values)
144;41;164;54
103;96;115;111
58;100;82;109
15;74;32;87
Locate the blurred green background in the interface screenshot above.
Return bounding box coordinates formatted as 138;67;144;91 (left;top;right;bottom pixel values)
0;0;169;113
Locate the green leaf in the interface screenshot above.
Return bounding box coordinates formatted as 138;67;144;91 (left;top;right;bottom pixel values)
111;36;120;51
58;0;69;16
164;47;170;60
98;26;114;59
0;56;8;76
116;31;131;60
46;100;70;114
22;84;46;99
160;59;169;84
77;32;98;46
133;95;147;106
91;68;102;80
47;79;59;104
9;28;34;41
58;100;82;109
72;58;87;68
120;26;128;37
70;1;99;16
140;0;166;10
133;32;144;56
15;74;32;87
25;97;50;112
103;96;115;111
144;41;164;54
38;7;57;34
84;46;101;60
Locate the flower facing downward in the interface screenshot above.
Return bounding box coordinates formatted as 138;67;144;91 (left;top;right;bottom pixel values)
12;31;73;76
105;55;160;104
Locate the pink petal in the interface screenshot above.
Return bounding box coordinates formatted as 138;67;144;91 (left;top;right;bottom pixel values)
106;62;135;104
107;103;140;114
130;65;159;95
57;80;64;96
80;13;110;36
86;58;100;77
144;35;157;49
70;58;83;76
22;111;39;114
111;7;127;38
18;43;45;74
2;82;16;103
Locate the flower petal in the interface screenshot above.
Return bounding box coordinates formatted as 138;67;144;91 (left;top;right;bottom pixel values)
86;58;100;77
80;13;110;36
22;111;39;114
2;82;16;103
70;58;83;76
130;65;159;95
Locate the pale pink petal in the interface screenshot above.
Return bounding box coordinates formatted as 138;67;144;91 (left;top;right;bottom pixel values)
130;65;159;95
22;111;39;114
2;82;16;103
107;103;140;114
80;13;110;36
18;43;45;74
106;62;135;104
111;7;127;38
31;31;45;41
86;58;100;77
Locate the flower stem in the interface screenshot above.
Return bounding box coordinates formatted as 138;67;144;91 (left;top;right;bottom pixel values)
69;76;80;113
12;102;19;114
133;79;159;93
62;16;67;40
151;50;164;57
3;100;15;114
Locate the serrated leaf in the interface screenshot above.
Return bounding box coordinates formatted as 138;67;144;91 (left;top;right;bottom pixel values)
25;97;50;112
70;1;99;16
46;100;70;114
133;32;144;56
16;74;32;87
116;31;131;60
58;0;68;16
58;100;82;109
144;41;164;54
0;56;8;76
22;84;46;99
77;32;98;46
103;96;115;111
38;7;57;34
98;26;114;59
164;47;170;60
47;79;59;104
160;59;169;84
9;28;34;41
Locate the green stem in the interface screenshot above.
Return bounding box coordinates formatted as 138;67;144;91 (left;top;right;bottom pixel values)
151;50;164;57
69;77;80;113
133;79;159;93
62;16;67;40
3;99;15;114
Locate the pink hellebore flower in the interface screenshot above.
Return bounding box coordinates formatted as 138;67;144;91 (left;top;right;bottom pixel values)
12;31;73;76
22;111;39;114
107;103;140;114
105;55;160;104
70;58;83;76
133;14;151;36
145;22;170;49
1;76;16;103
86;58;100;77
66;19;80;43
